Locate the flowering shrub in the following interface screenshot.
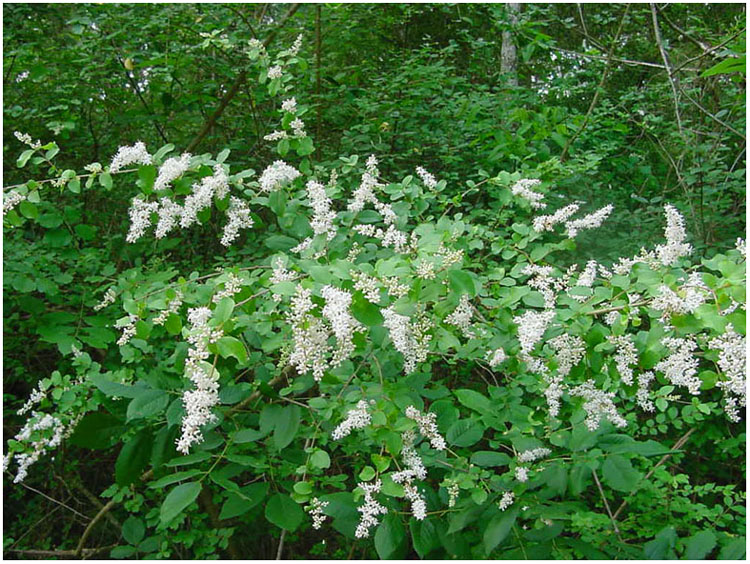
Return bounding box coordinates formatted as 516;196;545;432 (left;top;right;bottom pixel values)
3;35;746;559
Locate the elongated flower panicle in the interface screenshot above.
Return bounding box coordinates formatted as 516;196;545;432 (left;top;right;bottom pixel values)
110;141;152;172
515;466;529;482
307;498;329;530
221;197;254;246
3;190;26;216
154;290;183;325
651;273;708;321
155;197;183;238
126;197;159;243
352;271;381;303
154;153;191;192
569;380;627;431
445;294;476;339
564;204;614;238
487;348;507;368
708;324;746;421
655;337;701;395
498;491;515;511
10;411;68;483
383;307;432;373
514;310;555;355
213;273;243;303
332;400;372;440
607;335;638;386
93;287;117;311
636;371;656;412
268;65;283;79
517;447;551;463
259;160;300;192
286;285;329;379
321;285;363;365
511;178;546;209
416;166;438;189
392;430;428;520
655;204;692;265
305;180;336;240
281;97;297;113
355;480;388;538
533;203;580;232
176;307;224;454
180;165;230;229
405;406;446;450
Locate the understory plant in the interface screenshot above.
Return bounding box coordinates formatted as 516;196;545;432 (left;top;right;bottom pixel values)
3;34;746;560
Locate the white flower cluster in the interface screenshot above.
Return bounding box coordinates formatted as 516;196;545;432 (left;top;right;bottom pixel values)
446;479;460;508
355;480;388;539
9;412;67;483
213;273;243;303
331;400;373;440
176;307;224;454
288;34;303;57
636;371;656;412
523;265;558;308
93;287;117;311
382;307;432;373
110;141;152;173
533;203;580;233
307;497;329;530
487;348;507;368
126;197;159;243
117;315;138;346
655;204;692;266
514;310;555;355
607;335;638;386
268;65;283;79
221;197;254;246
415;166;438;189
3;190;26;216
575;260;598;291
498;491;515;511
17;385;46;416
290;117;306;138
517;447;551;463
651;273;708;321
286;285;328;379
14;130;42;149
549;334;586;377
154;290;183;325
511;178;546;209
382;276;410;299
154;153;192;192
565;204;614;238
321;285;363;366
154;197;183;239
708;324;746;422
655;337;701;395
281;97;297;113
569;380;627;431
305;180;337;240
180;165;230;228
392;430;428;521
436;243;464;268
353;224;411;254
515;466;529;482
735;237;746;259
352;271;381;303
259;160;301;192
414;259;436;280
405;405;446;450
445;294;476;339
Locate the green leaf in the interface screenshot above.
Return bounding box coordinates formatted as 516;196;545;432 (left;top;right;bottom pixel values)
274;405;300;450
718;538;746;560
165;451;211;467
17;149;34;168
446;419;483;447
126;389;169;421
310;449;331;469
216;336;248;364
352;294;384;326
470;451;511;467
454;389;492;413
375;512;408;559
216;148;230;163
148;469;203;489
233;428;268;443
684;530;717;559
448;270;475;297
18;201;38;219
160;482;202;525
410;518;439;559
164;313;182;335
601;454;642;492
116;429;152;485
122;516;145;545
90;374;143;399
701;54;746;77
213;297;234;324
99;171;113;190
483;507;519;555
69;412;125;449
643;526;677;559
219;482;269;520
265;493;304;531
265;234;298;251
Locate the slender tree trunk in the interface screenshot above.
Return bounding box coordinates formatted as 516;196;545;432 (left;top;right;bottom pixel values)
501;3;520;86
315;5;322;158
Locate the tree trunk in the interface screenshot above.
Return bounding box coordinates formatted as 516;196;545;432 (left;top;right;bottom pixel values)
500;3;520;86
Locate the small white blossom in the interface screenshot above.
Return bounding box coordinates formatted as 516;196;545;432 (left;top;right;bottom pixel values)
154;153;192;192
93;287;117;311
487;348;507;368
608;335;638;386
498;491;515;511
511;179;546;209
268;65;283;79
332;400;372;440
281;98;297;113
514;310;555;355
569;380;627;431
259;160;301;192
355;480;388;539
153;290;183;325
709;324;746;421
415;166;438;189
515;466;529;482
221;197;254;246
3;190;26;216
383;308;432;374
517;448;551;463
565;204;614;238
445;294;476;339
110;141;152;173
307;497;329;530
533;204;580;232
636;371;656;412
405;406;446;451
655;204;692;266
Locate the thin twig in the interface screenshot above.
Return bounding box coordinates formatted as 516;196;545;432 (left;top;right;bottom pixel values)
6;546;117;558
592;468;622;539
612;428;695;521
276;529;286;560
75;499;117;558
650;3;683;137
20;483;89;520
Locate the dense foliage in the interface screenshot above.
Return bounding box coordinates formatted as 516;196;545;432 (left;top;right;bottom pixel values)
3;4;746;560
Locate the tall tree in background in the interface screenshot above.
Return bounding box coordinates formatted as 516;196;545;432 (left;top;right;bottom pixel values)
500;2;520;86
